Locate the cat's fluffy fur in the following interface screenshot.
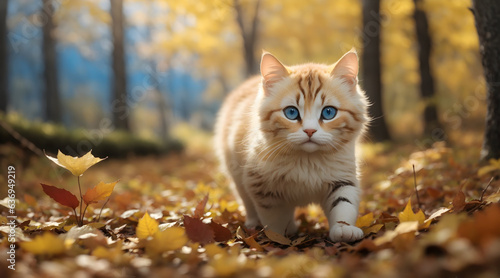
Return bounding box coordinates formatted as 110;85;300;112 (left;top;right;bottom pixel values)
214;50;368;242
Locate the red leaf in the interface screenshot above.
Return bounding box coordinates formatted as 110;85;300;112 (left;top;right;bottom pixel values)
194;194;209;219
209;221;232;242
41;183;79;210
183;215;214;244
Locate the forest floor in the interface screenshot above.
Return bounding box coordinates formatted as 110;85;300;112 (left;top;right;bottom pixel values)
1;126;500;278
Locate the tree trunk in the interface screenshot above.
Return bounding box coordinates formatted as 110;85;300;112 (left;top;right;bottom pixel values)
0;0;8;113
42;0;61;123
234;0;260;77
110;0;130;131
472;0;500;160
413;0;442;139
361;0;391;142
150;64;169;141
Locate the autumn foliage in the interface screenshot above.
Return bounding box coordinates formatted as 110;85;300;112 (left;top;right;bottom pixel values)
1;141;500;277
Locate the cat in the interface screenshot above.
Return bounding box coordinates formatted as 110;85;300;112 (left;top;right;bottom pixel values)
214;49;369;242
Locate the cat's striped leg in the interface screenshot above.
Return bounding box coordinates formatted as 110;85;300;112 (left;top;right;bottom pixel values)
321;180;364;242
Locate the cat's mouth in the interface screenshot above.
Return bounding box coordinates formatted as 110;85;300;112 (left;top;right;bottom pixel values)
303;138;319;144
301;140;321;152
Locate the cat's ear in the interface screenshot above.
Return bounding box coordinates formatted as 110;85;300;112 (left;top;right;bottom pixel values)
331;49;359;87
261;51;289;91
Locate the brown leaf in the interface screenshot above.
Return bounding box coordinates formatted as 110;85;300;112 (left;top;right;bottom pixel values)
183;215;214;244
194;194;209;219
264;229;291;245
41;183;79;210
208;221;232;242
452;190;466;212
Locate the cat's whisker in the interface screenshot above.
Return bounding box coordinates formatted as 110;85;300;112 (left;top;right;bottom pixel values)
255;139;288;159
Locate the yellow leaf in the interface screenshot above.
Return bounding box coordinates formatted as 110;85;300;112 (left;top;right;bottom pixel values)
146;227;188;255
20;233;65;255
398;199;426;225
46;150;106;176
356;212;374;228
92;241;131;264
136;212;159;239
478;158;500;176
362;224;384;235
374;221;419;246
83;180;118;205
204;243;225;258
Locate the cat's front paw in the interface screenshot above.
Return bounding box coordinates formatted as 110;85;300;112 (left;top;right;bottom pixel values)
329;223;364;242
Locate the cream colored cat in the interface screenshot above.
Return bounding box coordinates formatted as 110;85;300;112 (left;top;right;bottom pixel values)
214;49;368;242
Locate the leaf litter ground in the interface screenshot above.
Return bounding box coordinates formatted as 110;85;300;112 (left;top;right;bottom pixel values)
1;137;500;278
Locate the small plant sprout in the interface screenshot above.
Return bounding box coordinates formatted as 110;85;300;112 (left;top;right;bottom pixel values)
43;150;117;226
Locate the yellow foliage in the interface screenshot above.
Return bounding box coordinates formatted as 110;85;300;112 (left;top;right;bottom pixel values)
136;212;159;239
45;150;106;177
20;233;66;256
478;159;500;177
145;227;188;255
374;221;419;246
356;212;374;228
399;199;431;229
83;181;118;205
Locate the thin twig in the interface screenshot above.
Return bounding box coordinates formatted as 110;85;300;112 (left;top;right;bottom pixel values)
97;195;112;222
82;203;89;226
72;208;79;226
413;165;422;210
78;176;84;226
480;176;495;202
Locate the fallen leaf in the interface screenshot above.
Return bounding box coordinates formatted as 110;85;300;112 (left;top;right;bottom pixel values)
398;199;428;228
146;227;188;255
45;150;106;176
208;221;232;242
194;194;209;219
24;194;38;207
362;224;384;235
291;236;307;246
356;212;374;228
136;212;159;239
425;207;451;224
20;232;65;256
452;191;466;212
374;221;419;246
478;158;500;177
264;229;291;245
83;180;118;205
93;241;131;264
485;192;500;203
184;215;214;244
41;183;79;210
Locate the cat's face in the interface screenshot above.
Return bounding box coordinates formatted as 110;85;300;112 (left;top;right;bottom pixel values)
258;51;368;154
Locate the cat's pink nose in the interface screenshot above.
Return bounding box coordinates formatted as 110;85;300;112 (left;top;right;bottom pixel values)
303;129;317;137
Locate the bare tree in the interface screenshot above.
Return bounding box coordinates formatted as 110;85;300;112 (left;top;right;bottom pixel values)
361;0;391;142
110;0;130;131
233;0;260;77
42;0;62;123
413;0;442;139
472;0;500;160
0;0;8;113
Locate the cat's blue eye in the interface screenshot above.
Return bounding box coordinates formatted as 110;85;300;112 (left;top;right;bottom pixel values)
283;106;300;120
321;106;337;120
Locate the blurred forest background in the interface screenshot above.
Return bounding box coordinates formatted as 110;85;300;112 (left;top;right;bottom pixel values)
0;0;488;156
